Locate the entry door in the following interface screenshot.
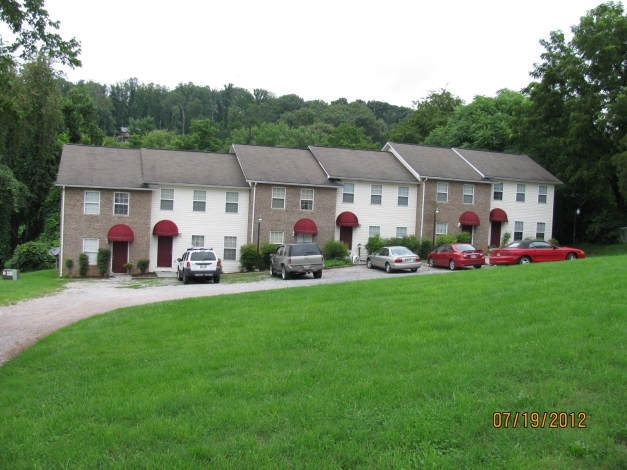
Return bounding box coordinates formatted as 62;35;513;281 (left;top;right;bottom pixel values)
339;226;353;250
112;242;128;273
157;236;173;267
490;221;501;247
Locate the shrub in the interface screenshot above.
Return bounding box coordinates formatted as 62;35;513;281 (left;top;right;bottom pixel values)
400;235;421;253
501;232;511;247
96;248;111;277
419;238;433;259
78;253;89;277
4;241;55;272
239;243;258;271
455;232;471;243
260;243;278;270
123;263;133;273
365;235;385;254
436;234;457;247
65;258;74;276
137;259;150;274
549;238;559;246
323;240;348;260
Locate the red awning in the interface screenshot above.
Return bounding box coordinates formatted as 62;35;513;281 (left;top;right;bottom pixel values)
107;224;135;242
153;220;179;236
294;218;318;235
489;208;508;222
459;211;480;226
336;211;360;227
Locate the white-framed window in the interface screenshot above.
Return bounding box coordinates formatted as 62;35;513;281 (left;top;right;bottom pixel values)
300;189;314;210
437;182;448;202
82;238;99;265
160;188;174;210
536;222;546;240
270;231;284;244
272;187;286;209
191;235;204;247
84;191;100;214
371;185;382;205
369;226;381;237
224;236;237;260
514;221;524;240
296;233;313;243
398;186;409;206
225;191;239;213
516;184;526;202
114;192;129;215
396;227;407;238
343;183;354;203
463;184;474;204
493;183;503;201
538;186;548;204
193;190;206;212
436;222;448;235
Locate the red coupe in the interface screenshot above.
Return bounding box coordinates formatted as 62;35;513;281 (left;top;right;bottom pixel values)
489;240;586;265
427;243;486;270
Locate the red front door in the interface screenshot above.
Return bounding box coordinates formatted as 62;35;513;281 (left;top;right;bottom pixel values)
490;221;501;247
112;242;128;273
339;226;353;250
157;236;173;267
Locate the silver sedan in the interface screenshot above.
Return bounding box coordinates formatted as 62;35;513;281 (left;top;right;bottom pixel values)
366;246;422;273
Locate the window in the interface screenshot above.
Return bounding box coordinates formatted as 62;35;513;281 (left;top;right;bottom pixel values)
369;226;380;237
224;236;237;260
296;233;313;243
396;227;407;238
516;184;526;202
463;184;474;204
191;235;204;247
437;182;448;202
300;189;314;210
84;191;100;214
272;187;286;209
398;186;409;206
514;221;524;240
493;183;503;201
114;192;129;215
536;222;546;240
161;188;174;210
371;185;382;204
436;222;448;235
225;192;239;213
538;186;547;204
193;190;206;212
343;183;354;203
270;231;284;244
83;238;99;265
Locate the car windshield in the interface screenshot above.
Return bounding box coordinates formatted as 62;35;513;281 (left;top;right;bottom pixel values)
190;251;216;261
290;244;320;256
390;247;414;256
455;244;476;252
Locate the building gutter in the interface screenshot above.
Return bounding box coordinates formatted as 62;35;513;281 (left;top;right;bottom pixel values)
59;186;65;278
420;178;427;240
250;182;257;243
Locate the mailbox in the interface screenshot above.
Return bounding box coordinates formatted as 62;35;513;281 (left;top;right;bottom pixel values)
2;269;20;280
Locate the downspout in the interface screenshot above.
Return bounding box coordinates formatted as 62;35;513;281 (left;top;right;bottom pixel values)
59;186;65;278
250;182;257;243
420;178;427;240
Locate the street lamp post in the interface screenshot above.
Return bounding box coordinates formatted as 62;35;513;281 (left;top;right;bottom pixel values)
573;208;580;245
256;215;262;270
432;207;439;251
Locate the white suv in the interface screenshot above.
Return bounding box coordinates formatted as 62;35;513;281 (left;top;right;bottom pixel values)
177;248;221;284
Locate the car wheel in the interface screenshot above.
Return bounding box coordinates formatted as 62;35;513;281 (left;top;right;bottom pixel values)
366;259;372;269
313;270;322;279
269;264;275;276
449;259;456;270
183;271;189;284
410;268;418;272
281;265;291;280
518;256;531;265
474;265;482;269
428;257;434;268
566;253;578;260
385;263;392;273
177;268;183;281
214;275;220;284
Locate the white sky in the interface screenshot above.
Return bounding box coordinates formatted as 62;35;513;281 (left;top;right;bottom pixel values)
40;0;605;107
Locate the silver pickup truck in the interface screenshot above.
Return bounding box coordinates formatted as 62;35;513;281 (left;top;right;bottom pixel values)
269;243;324;280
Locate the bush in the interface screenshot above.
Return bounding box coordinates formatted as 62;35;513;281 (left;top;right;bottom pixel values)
4;241;55;272
365;235;385;254
549;238;559;246
78;253;89;277
97;248;111;277
436;234;457;247
323;240;348;260
455;232;471;243
239;243;258;271
65;258;74;276
400;235;421;253
419;238;433;259
123;262;133;272
260;243;278;270
501;232;511;247
137;259;150;274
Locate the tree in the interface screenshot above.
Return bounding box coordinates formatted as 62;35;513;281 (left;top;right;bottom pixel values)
326;123;379;149
62;87;104;144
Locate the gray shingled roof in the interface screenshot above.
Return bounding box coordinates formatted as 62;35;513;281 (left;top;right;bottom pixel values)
56;145;144;188
141;148;248;187
453;148;562;184
386;142;485;181
230;144;339;187
309;146;418;183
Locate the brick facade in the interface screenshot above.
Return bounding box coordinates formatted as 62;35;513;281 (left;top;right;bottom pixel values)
61;187;152;277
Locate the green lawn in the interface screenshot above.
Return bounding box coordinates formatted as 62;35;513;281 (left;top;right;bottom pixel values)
1;257;626;468
0;269;67;306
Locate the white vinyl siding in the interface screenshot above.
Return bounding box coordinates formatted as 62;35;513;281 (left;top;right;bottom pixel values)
269;231;284;244
272;187;286;209
83;238;99;265
193;190;206;212
463;184;474;204
225;192;239;213
437;183;448;202
300;189;314;210
224;236;237;260
371;185;382;205
160;188;174;210
84;191;100;214
343;183;354;203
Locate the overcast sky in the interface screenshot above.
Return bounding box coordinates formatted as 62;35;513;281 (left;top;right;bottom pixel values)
41;0;605;107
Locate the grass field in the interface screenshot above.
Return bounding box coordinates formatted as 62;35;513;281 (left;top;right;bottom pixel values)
1;256;626;468
0;269;67;306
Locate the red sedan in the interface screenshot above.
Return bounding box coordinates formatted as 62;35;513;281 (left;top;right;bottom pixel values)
489;240;586;265
427;243;486;270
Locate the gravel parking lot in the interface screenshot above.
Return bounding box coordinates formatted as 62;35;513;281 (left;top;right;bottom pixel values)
0;263;457;366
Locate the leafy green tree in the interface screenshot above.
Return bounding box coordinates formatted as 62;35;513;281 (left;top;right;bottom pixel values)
62;87;104;144
173;119;223;152
326;123;379;149
367;100;413;127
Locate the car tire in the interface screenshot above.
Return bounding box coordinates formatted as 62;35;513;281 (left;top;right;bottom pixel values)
183;271;189;284
269;264;276;276
566;253;578;260
474;265;482;269
385;263;392;273
366;259;372;269
313;270;322;279
177;268;183;281
281;265;291;280
214;275;220;284
518;256;531;265
428;258;434;268
410;268;418;272
449;259;456;270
